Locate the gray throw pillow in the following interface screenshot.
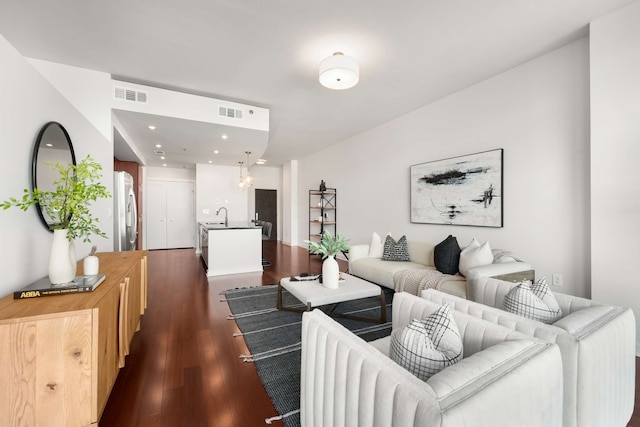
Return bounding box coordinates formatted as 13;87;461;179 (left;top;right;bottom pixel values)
434;235;461;275
382;235;410;261
389;304;463;381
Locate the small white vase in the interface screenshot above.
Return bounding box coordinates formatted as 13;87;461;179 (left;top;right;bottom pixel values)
322;255;340;289
49;229;76;285
83;255;99;276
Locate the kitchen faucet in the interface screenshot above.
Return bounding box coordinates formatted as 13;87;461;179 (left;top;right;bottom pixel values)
215;207;228;227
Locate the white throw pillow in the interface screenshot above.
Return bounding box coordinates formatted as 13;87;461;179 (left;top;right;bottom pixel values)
458;238;493;277
368;232;385;258
503;278;563;324
389;304;463;381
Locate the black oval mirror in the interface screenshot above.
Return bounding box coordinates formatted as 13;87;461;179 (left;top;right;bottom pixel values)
31;122;76;231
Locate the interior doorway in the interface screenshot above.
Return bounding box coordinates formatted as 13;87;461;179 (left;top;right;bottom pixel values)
255;189;277;241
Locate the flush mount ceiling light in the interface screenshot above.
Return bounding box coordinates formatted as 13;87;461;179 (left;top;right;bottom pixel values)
256;159;266;165
319;52;359;90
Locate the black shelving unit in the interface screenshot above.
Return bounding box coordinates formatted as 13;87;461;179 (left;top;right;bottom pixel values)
308;188;337;241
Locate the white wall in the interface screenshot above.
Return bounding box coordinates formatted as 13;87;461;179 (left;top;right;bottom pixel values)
28;58;113;141
247;166;283;240
590;0;640;353
195;163;249;224
282;160;299;246
147;166;196;181
112;112;147;165
298;38;591;297
0;33;113;298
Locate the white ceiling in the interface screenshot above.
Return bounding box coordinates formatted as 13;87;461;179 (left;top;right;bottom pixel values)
0;0;634;167
112;109;269;168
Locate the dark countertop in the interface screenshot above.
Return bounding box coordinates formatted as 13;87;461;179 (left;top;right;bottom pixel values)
199;221;261;230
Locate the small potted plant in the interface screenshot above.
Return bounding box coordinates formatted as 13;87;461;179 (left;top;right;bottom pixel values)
1;155;111;284
305;232;349;289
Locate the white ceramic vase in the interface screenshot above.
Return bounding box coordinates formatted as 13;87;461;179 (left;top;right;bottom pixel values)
49;229;76;284
322;255;339;289
83;255;99;276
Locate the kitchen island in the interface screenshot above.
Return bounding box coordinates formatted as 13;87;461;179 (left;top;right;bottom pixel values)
199;221;263;276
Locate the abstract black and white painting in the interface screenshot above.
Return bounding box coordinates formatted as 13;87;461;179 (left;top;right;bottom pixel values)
410;149;503;227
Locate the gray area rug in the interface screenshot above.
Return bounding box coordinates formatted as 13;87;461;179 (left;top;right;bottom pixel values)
222;284;394;427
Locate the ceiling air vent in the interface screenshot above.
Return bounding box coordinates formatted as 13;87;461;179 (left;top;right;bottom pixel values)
136;91;147;103
153;150;165;155
114;86;148;104
219;106;243;119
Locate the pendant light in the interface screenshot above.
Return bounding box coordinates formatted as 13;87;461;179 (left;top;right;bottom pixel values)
243;151;255;187
238;161;245;189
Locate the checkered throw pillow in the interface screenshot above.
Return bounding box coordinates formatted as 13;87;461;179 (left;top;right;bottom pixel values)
382;235;410;261
503;277;562;324
389;304;463;381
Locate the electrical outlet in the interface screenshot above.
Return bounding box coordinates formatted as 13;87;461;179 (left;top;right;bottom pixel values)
215;199;220;204
552;274;563;287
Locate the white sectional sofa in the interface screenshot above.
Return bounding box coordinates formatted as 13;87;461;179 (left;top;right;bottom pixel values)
300;292;564;427
421;277;636;427
348;240;532;298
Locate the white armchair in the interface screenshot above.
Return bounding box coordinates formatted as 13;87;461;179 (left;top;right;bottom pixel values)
300;292;563;427
421;277;636;427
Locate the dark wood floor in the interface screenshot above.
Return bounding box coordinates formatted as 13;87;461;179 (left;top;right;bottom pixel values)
99;242;333;427
99;242;640;427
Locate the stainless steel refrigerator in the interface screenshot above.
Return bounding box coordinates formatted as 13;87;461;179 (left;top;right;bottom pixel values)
113;171;138;251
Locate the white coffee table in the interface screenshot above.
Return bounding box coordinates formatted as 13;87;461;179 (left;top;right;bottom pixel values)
277;273;386;323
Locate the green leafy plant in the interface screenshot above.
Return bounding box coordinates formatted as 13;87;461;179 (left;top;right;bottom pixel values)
305;232;349;259
1;155;111;242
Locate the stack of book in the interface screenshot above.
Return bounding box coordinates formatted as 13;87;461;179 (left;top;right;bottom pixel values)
14;274;106;299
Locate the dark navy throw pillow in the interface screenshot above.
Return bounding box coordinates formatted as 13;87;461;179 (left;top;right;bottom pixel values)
434;235;461;275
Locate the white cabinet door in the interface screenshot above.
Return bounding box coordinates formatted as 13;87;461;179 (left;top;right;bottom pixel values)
146;181;167;250
146;180;195;249
167;182;195;248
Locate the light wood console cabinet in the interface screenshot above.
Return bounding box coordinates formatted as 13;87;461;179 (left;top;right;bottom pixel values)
0;250;148;426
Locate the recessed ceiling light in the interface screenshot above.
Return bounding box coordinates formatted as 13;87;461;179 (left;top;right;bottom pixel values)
208;160;213;164
160;156;165;160
221;134;228;140
45;143;53;147
148;125;156;130
155;144;162;148
256;159;267;165
162;163;167;167
214;150;219;154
